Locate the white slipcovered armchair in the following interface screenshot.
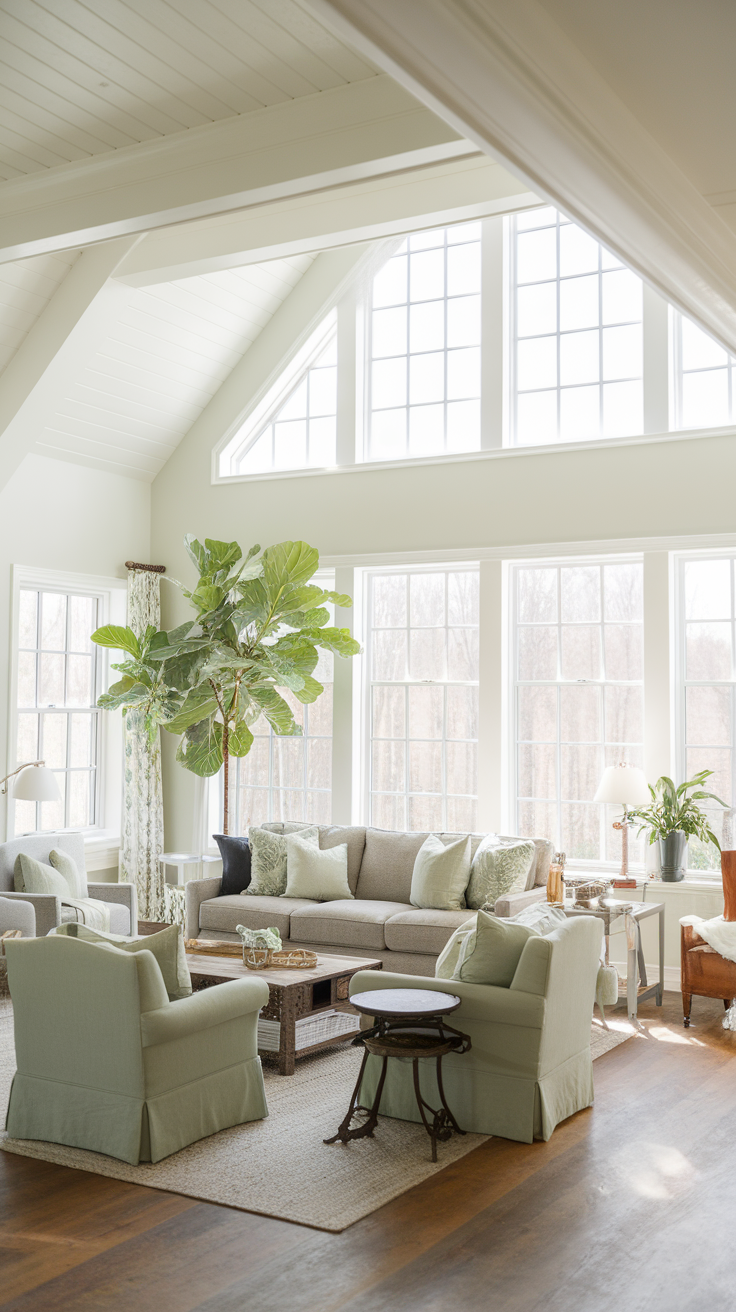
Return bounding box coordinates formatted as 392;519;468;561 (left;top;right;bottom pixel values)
0;833;136;936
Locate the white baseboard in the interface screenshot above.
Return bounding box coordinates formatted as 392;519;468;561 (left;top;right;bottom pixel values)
609;960;680;991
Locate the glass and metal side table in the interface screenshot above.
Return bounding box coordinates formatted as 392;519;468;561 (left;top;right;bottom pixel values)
562;899;665;1025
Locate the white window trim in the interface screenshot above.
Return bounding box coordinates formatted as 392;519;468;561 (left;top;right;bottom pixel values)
7;565;127;849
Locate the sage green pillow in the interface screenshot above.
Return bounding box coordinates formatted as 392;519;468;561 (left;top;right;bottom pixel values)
410;834;471;911
246;825;320;898
14;852;69;899
49;847;88;898
466;837;536;910
283;835;353;901
52;922;191;1001
454;908;539;987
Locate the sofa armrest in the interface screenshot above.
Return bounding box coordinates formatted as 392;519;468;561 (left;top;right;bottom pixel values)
88;881;138;933
140;975;269;1047
493;887;547;918
185;876;223;940
348;968;544;1028
0;895;35;937
1;891;59;936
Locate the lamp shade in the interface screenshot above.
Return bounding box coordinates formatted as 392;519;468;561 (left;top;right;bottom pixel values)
594;765;650;807
13;764;61;803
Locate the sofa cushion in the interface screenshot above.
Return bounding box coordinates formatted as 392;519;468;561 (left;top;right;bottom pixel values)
284;836;353;902
356;829;429;903
200;894;316;939
318;826;366;895
384;908;475;956
290;900;414;951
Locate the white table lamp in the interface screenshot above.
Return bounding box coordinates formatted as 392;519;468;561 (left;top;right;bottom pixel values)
594;764;650;887
0;760;61;802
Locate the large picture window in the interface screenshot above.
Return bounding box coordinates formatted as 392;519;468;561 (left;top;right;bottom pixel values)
14;587;101;836
678;555;736;870
511;208;643;446
513;559;644;865
368;224;482;462
366;566;479;831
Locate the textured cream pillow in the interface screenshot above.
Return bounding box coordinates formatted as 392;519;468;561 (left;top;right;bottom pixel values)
435;915;476;979
410;834;471;911
49;847;88;898
283;835;353;902
454;908;539;986
14;852;69;899
465;837;536;910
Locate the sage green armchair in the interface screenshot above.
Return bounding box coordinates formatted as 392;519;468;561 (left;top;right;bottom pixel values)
349;915;603;1143
4;934;269;1164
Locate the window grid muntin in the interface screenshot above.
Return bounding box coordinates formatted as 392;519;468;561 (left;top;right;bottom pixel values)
233;333;337;476
367;566;479;831
232;692;333;829
512;559;644;866
367;225;482;462
673;313;736;431
510;210;643;445
677;553;736;871
15;587;100;835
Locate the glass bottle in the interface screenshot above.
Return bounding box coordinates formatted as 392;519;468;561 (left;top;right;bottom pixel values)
547;851;566;904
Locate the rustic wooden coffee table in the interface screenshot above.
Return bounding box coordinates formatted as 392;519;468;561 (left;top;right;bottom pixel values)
185;951;382;1075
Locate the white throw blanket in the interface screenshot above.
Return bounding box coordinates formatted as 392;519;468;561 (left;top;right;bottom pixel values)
680;914;736;963
62;897;110;933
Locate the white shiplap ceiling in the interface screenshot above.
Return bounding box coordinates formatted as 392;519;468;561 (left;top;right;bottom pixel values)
0;248;79;370
0;0;377;179
32;253;314;478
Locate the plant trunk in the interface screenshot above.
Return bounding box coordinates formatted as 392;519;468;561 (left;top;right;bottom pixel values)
222;720;229;836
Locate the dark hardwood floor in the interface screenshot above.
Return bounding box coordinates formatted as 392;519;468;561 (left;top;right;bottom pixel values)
2;994;735;1311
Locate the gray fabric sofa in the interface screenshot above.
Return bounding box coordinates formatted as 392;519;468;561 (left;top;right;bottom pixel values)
186;824;553;977
0;832;136;937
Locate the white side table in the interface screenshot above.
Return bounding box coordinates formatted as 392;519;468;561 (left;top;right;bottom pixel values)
158;852;201;886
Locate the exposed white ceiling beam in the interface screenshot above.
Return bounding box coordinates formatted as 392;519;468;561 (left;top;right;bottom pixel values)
0;237;138;492
304;0;736;353
117;155;537;287
0;76;474;266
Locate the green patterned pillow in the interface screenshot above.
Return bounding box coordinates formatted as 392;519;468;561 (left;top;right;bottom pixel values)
465;837;536;910
246;825;319;898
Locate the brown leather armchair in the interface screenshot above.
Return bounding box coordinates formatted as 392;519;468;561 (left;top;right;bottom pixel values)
681;923;736;1026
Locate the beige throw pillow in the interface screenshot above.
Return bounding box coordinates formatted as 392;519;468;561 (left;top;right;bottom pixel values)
410;834;471;911
49;847;88;898
283;835;353;902
14;852;69;899
454;908;539;987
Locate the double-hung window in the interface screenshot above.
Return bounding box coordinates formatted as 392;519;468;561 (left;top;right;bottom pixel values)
366;566;479;831
513;559;644;865
511;207;643;445
678;555;736;870
368;224;482;461
14;587;101;836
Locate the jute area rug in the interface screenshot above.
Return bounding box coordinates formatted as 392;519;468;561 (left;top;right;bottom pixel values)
0;999;633;1233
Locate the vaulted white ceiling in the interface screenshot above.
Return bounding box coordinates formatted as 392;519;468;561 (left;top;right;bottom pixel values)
33;253;313;478
0;0;377;180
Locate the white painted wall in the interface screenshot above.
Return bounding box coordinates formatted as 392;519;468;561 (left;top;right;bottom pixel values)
0;452;150;872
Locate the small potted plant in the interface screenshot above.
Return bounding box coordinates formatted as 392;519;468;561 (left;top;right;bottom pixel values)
629;771;726;881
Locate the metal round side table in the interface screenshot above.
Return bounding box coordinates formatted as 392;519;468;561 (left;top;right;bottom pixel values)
324;988;472;1162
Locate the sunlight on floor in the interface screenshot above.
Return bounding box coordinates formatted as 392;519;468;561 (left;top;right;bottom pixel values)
614;1141;697;1201
643;1025;706;1047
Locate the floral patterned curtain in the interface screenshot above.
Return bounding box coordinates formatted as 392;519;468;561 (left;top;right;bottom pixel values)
121;568;165;921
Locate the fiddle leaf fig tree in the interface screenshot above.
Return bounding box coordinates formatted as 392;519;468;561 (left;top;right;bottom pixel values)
92;536;359;833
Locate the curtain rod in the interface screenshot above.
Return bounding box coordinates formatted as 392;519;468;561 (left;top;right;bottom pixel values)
125;561;166;573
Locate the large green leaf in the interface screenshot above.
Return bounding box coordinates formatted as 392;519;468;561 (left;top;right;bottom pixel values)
227;720;254;757
249;685;301;735
176;718;224;776
263;541;319;593
308;626;361;657
98;679;151;710
164;685;220;734
322;591;353;609
203;538;242;572
191;582;225;614
91;625;140;657
291;675;323;704
183;534;207;572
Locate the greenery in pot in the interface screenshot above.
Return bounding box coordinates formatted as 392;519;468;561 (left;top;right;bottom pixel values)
628;770;726;862
91;536;360;833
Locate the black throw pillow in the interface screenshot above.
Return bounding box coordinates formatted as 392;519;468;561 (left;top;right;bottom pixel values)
213;834;252;896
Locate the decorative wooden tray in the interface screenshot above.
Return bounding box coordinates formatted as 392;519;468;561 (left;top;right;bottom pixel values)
184;939;242;957
243;948;318;970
